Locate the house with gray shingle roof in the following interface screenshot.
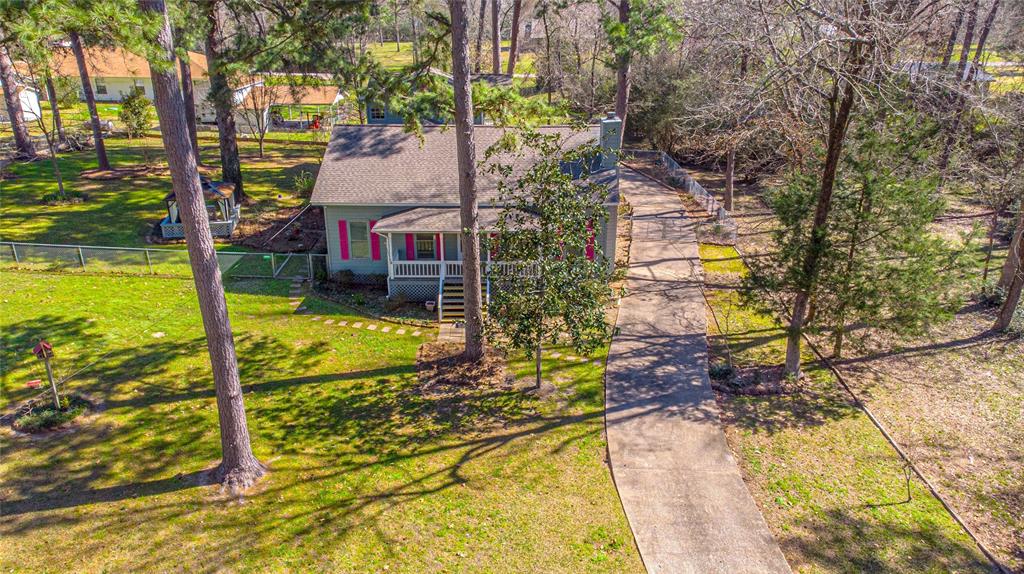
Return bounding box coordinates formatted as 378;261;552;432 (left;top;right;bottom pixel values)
310;114;622;303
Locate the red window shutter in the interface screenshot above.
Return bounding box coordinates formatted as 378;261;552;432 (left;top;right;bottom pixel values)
338;220;350;260
405;233;416;260
586;223;596;260
370;220;381;260
435;234;442;259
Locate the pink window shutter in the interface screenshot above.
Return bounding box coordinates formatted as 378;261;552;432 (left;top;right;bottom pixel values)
369;220;381;260
338;220;350;260
405;233;416;260
586;222;596;260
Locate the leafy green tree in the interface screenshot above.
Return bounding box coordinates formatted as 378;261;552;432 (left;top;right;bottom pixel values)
485;129;617;385
748;114;969;359
118;88;153;138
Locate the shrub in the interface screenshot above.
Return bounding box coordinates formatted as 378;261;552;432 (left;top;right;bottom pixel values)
333;269;356;287
293;170;316;196
709;362;734;381
42;190;88;205
118;89;153;138
52;75;80;108
13;395;90;433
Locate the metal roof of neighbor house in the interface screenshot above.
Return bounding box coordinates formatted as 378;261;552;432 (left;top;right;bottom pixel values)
371;207;514;233
310;125;616;206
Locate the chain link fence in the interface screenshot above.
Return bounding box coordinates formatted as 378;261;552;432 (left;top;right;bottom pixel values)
623;148;738;244
0;242;328;280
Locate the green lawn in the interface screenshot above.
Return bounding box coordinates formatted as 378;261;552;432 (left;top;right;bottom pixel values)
701;246;991;574
0;270;642;572
367;40;536;75
1;136;322;247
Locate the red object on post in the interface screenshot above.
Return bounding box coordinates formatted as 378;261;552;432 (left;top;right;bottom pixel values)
32;340;54;360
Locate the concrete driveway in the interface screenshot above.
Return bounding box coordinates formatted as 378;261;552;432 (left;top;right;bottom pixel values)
605;167;791;574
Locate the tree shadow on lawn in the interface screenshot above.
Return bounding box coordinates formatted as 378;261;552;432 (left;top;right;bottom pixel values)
778;505;993;573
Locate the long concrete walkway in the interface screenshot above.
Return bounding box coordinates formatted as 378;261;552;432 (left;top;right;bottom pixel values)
605;168;791;574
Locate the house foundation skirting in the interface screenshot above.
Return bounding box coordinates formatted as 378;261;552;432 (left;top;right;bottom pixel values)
389;278;439;302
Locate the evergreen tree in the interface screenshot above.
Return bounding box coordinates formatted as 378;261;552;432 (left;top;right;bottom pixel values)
748;112;969;359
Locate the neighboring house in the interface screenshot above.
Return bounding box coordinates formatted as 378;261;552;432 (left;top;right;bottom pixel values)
49;46;210;103
235;84;345;133
365;69;512;125
0;80;41;123
309;114;622;304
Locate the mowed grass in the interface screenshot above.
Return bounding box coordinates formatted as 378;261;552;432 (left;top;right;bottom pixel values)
1;136;322;247
700;246;991;574
0;270;642;572
367;40;536;75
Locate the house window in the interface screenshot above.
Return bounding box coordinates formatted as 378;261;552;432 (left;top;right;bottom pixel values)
415;233;435;259
369;105;385;120
94;79;107;95
132;79;145;95
349;221;370;259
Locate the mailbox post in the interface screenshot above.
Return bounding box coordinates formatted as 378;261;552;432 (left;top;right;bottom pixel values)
32;340;60;410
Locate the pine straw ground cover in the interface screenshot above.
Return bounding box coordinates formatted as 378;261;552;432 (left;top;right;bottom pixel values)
0;271;641;573
686;164;1023;571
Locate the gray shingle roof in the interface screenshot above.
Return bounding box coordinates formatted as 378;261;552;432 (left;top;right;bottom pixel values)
309;125;606;206
371;207;512;233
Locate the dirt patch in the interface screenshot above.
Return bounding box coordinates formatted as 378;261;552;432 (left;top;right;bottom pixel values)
711;365;801;396
80;165;170;180
232;205;325;253
416;341;513;389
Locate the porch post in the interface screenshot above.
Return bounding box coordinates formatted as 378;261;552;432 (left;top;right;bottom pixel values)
386;233;393;278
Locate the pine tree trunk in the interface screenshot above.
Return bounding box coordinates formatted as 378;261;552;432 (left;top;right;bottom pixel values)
474;0;487;73
69;31;109;170
205;0;245;201
491;0;501;74
140;0;264;491
411;14;420;64
393;0;401;51
613;0;631;142
505;0;522;75
724;147;735;211
44;77;67;146
997;206;1024;290
941;3;965;68
179;56;201;164
0;43;37;159
785;49;862;377
450;0;486;361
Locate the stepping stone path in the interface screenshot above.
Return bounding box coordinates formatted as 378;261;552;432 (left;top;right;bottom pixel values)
283;277;433;340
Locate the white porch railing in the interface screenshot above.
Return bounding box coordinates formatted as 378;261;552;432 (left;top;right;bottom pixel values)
392;260;442;278
390;260;535;279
